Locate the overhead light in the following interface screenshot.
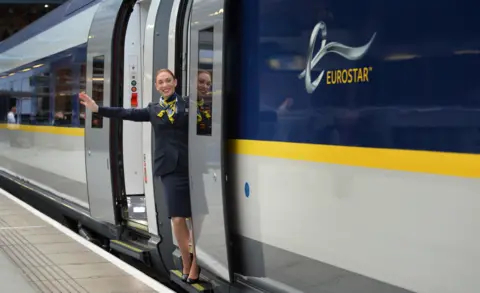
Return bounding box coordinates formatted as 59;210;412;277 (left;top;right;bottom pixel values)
33;64;44;68
8;73;14;76
454;50;480;55
45;4;49;8
209;8;224;16
384;54;419;61
21;68;31;72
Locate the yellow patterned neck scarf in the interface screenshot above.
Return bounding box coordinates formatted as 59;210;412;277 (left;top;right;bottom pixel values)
157;94;178;124
197;98;211;122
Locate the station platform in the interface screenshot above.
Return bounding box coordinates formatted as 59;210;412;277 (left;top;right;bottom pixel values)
0;188;176;293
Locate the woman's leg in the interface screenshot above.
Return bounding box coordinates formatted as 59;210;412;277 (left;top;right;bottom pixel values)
189;229;199;279
188;225;200;279
171;217;191;274
187;216;204;280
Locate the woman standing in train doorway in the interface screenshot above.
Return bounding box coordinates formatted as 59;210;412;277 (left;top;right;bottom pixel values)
79;68;201;284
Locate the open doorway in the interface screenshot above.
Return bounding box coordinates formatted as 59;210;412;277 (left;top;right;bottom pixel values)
121;0;151;232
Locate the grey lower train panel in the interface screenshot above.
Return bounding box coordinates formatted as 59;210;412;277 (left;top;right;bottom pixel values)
0;169;121;239
232;235;415;293
0;166;410;293
0;155;89;206
168;234;411;293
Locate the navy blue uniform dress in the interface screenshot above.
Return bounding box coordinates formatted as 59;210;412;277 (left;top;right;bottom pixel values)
98;93;192;218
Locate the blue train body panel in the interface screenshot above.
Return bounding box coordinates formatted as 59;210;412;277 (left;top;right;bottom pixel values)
235;0;480;154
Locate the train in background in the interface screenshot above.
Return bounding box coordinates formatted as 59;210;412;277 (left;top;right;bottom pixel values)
1;0;480;292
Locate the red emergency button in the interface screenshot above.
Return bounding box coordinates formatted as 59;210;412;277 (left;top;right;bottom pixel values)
131;86;137;92
131;93;138;108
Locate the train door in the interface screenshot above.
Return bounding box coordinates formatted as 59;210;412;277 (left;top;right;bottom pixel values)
186;0;233;282
85;0;136;225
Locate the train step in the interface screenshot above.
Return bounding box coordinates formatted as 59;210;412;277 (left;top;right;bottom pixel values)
170;270;213;293
109;239;151;263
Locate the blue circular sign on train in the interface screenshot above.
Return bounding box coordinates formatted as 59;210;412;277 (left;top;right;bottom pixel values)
244;182;250;198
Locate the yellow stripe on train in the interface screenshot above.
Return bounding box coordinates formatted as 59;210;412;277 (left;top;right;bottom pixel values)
2;124;479;178
0;123;84;136
229;139;480;179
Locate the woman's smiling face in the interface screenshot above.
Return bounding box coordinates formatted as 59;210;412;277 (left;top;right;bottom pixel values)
155;70;177;98
197;72;212;97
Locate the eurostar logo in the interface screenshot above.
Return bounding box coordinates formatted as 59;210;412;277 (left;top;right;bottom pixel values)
298;21;376;93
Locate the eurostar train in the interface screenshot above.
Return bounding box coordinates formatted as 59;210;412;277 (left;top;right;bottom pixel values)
1;0;480;292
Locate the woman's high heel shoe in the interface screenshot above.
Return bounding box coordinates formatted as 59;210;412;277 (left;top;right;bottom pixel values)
182;253;194;282
186;267;201;284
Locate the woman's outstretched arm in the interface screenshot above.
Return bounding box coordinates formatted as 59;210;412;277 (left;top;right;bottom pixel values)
80;92;150;122
97;106;150;122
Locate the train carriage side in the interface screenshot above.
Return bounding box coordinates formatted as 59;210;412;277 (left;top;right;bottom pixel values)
219;0;480;293
0;0;164;262
0;1;101;210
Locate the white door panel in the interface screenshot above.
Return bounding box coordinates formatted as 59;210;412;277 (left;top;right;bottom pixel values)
123;4;145;196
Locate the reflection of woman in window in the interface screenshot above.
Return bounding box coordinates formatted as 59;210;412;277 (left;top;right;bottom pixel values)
197;70;212;135
79;69;201;284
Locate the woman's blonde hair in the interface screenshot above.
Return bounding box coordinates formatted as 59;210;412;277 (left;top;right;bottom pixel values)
155;68;176;79
198;70;212;78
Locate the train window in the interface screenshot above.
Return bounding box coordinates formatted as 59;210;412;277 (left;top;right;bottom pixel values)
79;64;86;127
31;72;51;125
20;78;33;125
0;83;5;121
9;80;19;122
196;27;213;136
91;55;105;129
54;68;73;126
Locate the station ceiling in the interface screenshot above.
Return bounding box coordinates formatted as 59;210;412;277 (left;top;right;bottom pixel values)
0;0;66;3
0;2;64;42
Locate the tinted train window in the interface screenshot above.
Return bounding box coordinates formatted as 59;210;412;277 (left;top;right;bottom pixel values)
236;0;480;154
0;46;87;127
54;68;73;126
31;72;51;125
79;64;86;127
91;55;105;129
196;27;213;136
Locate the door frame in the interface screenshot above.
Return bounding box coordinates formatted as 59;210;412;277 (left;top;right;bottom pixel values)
85;0;136;224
